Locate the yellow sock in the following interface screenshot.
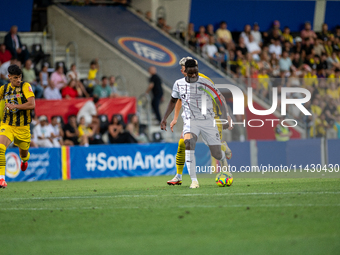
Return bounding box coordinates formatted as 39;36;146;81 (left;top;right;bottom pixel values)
0;144;6;177
221;143;226;152
176;138;186;175
20;152;30;162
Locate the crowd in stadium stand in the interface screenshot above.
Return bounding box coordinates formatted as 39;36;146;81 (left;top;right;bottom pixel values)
173;20;340;139
30;111;148;148
0;23;151;148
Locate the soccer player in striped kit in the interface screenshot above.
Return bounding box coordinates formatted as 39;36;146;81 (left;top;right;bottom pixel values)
0;64;35;188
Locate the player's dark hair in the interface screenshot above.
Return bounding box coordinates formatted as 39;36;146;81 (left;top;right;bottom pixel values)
185;59;198;69
8;64;22;76
102;76;107;81
93;96;100;104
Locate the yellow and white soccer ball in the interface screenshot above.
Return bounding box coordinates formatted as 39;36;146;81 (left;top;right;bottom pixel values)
215;172;233;187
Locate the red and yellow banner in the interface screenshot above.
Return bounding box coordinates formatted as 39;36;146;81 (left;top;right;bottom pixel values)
61;146;71;180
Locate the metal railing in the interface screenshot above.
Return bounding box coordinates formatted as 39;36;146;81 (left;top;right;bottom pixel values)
65;41;78;69
175;21;186;40
156;6;166;20
43;24;56;65
115;75;128;96
137;93;152;139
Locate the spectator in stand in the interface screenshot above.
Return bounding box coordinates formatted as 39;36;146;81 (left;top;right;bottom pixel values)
269;38;282;59
93;76;111;98
146;66;163;123
269;54;280;77
292;37;303;54
67;63;89;97
87;59;99;92
196;25;209;50
50;116;63;146
258;52;272;73
0;57;17;84
126;114;148;143
318;23;332;42
327;52;340;70
282;41;293;55
62;79;82;99
310;113;328;138
39;62;50;89
302;38;314;57
78;116;93;147
257;68;270;98
246;34;261;61
157;17;171;34
279;51;292;78
51;63;67;90
108;115;137;144
327;83;340;104
206;24;215;38
0;43;12;64
269;28;281;43
202;36;219;61
334;25;340;39
77;96;100;128
303;65;318;87
301;21;317;45
282;26;293;44
324;38;333;57
270;20;282;35
63;115;79;146
287;70;301;88
43;78;62;100
109;75;120;97
328;68;340;85
22;59;43;98
240;24;251;45
314;38;325;57
251;23;262;46
34;115;59;147
145;11;152;22
235;37;248;57
216;21;233;49
182;23;196;50
292;52;303;71
334;114;340;138
4;25;29;64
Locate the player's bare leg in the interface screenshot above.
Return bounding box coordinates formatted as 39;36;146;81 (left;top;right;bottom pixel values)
209;144;229;173
0;135;13;188
184;133;199;188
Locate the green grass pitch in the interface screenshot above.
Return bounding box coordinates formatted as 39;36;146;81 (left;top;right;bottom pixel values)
0;173;339;255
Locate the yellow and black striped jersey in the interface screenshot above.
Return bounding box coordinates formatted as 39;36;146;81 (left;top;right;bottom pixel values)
0;82;35;126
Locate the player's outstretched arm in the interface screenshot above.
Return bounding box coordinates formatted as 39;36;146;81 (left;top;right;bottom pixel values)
170;99;182;132
160;97;178;131
6;97;35;110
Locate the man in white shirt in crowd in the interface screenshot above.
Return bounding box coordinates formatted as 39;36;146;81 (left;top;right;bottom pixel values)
77;96;100;126
50;116;63;147
246;34;261;61
251;22;262;46
33;116;59;148
269;38;282;59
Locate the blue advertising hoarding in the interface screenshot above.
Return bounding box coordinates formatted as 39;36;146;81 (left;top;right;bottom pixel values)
69;143;211;179
5;147;61;182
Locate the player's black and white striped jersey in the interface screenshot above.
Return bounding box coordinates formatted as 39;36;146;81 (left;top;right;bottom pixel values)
171;76;221;120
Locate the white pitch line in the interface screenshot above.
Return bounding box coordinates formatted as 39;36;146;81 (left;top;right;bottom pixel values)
1;191;339;201
0;204;340;211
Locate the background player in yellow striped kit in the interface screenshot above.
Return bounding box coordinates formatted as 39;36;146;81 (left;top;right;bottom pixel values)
0;64;35;188
167;57;232;185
